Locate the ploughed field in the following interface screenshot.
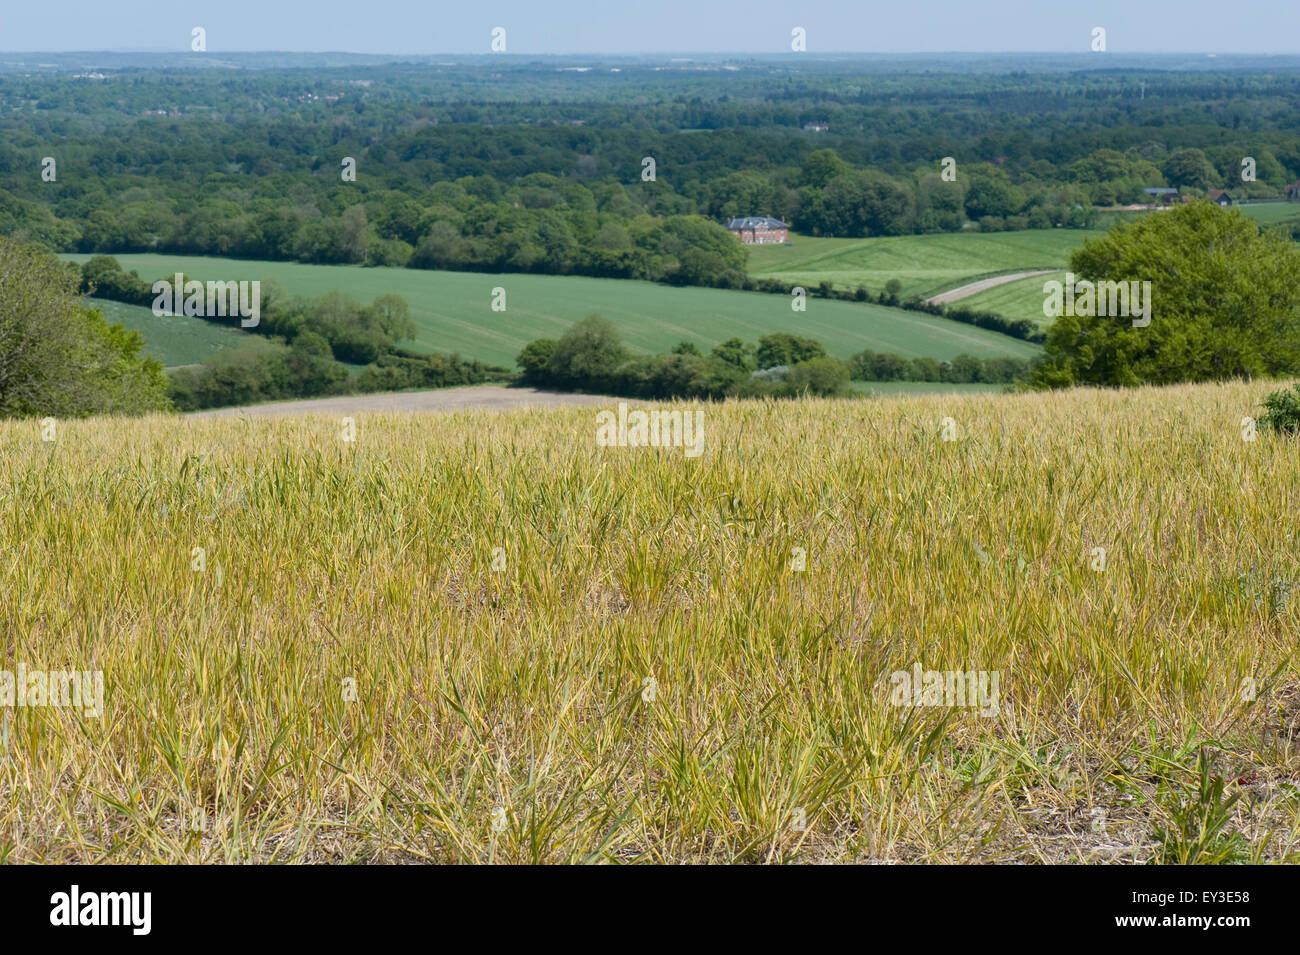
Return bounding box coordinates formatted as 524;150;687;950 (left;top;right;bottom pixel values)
2;380;1297;862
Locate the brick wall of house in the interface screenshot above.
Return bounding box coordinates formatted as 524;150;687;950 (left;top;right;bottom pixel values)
732;227;788;244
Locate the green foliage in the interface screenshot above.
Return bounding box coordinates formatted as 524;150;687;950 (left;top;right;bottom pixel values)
355;352;500;395
1030;203;1300;388
545;315;629;392
1259;384;1300;434
848;347;1028;383
783;356;850;396
964;176;1026;220
710;337;755;371
1164;148;1222;191
0;237;170;418
516;338;558;386
756;333;828;369
801;149;851;189
800;170;915;238
1150;750;1248;865
519;318;849;400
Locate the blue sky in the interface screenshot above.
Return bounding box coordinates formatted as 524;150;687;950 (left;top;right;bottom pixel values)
2;1;1298;54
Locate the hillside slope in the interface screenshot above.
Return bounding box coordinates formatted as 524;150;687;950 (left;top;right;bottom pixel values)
3;379;1296;863
64;253;1039;367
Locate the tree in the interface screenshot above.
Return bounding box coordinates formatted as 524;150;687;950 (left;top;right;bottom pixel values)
0;237;170;418
802;171;914;237
916;173;965;232
801;149;850;189
964;177;1026;220
1164;148;1221;191
365;294;416;343
711;337;754;371
516;338;557;385
784;357;850;396
756;333;827;369
1030;202;1300;388
546;315;628;391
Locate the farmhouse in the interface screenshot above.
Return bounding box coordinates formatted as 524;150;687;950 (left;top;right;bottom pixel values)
726;216;789;244
1285;180;1300;201
1205;189;1233;206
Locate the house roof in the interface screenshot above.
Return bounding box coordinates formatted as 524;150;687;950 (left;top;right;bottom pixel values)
1206;189;1229;200
727;217;789;230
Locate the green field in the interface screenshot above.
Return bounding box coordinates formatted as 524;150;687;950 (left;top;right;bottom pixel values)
1237;201;1300;227
957;270;1066;328
959;207;1300;324
66;254;1040;365
86;298;269;368
746;229;1102;299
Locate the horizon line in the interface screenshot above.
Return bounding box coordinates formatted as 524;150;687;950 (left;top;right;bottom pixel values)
5;49;1300;57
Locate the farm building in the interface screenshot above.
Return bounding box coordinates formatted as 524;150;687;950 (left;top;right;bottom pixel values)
1205;189;1233;206
1143;187;1179;205
803;121;829;132
1284;181;1300;201
726;217;789;244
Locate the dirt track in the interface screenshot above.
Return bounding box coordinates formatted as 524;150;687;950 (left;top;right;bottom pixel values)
924;269;1056;305
189;386;620;417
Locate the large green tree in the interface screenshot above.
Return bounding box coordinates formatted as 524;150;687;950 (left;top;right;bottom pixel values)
1030;202;1300;388
0;237;171;418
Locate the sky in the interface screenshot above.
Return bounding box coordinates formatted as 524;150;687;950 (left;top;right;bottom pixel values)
2;1;1299;55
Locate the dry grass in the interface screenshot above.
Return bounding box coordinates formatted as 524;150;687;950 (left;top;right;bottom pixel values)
2;380;1298;864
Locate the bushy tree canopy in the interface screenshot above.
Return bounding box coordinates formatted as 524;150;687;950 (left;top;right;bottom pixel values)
0;237;170;418
1030;203;1300;388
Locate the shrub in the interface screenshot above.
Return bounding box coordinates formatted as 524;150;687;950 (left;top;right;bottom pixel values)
756;332;827;370
1259;384;1300;434
784;357;850;396
516;338;558;386
546;315;628;391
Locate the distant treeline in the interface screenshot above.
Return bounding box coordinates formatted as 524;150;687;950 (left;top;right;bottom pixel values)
167;339;503;412
7;62;1300;290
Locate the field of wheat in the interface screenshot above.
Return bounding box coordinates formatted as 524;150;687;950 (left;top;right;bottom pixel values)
2;381;1298;864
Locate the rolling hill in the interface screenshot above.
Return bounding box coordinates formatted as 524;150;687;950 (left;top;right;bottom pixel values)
66;253;1041;366
745;229;1102;300
86;298;271;368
